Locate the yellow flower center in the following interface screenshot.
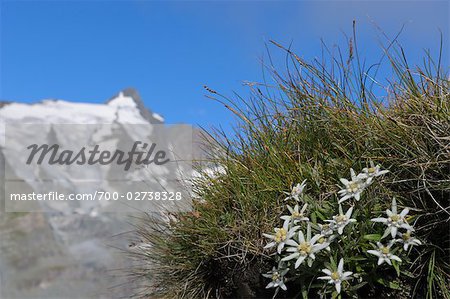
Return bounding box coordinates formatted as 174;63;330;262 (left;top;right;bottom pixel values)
297;242;312;255
390;214;400;222
292;211;301;218
318;237;325;244
349;181;359;192
335;214;347;223
274;228;287;243
402;232;411;241
272;272;280;281
381;246;390;255
331;272;340;280
368;167;376;173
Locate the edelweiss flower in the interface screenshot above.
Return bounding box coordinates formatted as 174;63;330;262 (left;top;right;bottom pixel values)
316;234;337;251
338;169;367;203
361;161;389;184
318;223;334;236
397;230;422;250
281;203;309;224
263;266;289;291
371;198;413;238
326;205;356;235
263;267;289;291
263;219;299;254
281;224;322;268
367;241;402;265
284;180;307;201
318;258;353;294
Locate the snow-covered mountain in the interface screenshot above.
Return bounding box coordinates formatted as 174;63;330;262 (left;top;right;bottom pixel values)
0;89;195;299
0;88;195;214
0;88;164;126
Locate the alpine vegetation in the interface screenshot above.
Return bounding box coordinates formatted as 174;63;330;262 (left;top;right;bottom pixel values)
262;165;421;297
318;258;353;295
128;38;449;299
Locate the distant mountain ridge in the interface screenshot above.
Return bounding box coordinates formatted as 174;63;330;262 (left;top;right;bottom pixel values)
0;88;164;128
0;88;194;216
0;89;192;299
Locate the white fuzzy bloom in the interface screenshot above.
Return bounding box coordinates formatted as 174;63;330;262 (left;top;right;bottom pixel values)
318;223;335;237
263;267;289;291
316;234;337;252
281;203;309;225
338;169;367;203
361;161;389;184
281;223;322;268
397;230;422;250
325;205;356;235
263;219;299;254
284;180;307;202
367;241;402;266
318;258;353;294
371;198;413;238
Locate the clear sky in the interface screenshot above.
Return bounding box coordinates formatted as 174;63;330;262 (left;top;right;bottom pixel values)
1;1;448;132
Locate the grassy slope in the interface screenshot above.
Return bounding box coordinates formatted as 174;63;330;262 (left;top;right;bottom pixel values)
130;40;449;298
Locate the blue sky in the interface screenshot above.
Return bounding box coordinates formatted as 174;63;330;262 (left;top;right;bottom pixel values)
1;1;448;132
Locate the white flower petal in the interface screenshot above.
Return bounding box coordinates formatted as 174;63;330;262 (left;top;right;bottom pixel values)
295;256;306;268
317;275;331;280
367;250;381;257
343;271;353;278
391;226;398;238
382;227;392;239
400;208;409;217
391;255;402;262
391;198;397;214
340;178;349;185
286;246;298;252
371;217;388;223
310;234;322;244
281;252;299;261
400;223;414;230
346;206;354;218
285;239;298;247
266;282;275;289
298;231;305;243
338;258;344;272
335;281;341;294
301;203;308;212
287;205;295;214
277;243;284;254
264;242;276;249
338;195;351;204
282;219;290;230
263;233;275;240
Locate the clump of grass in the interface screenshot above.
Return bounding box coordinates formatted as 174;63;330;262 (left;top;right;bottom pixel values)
128;32;449;298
